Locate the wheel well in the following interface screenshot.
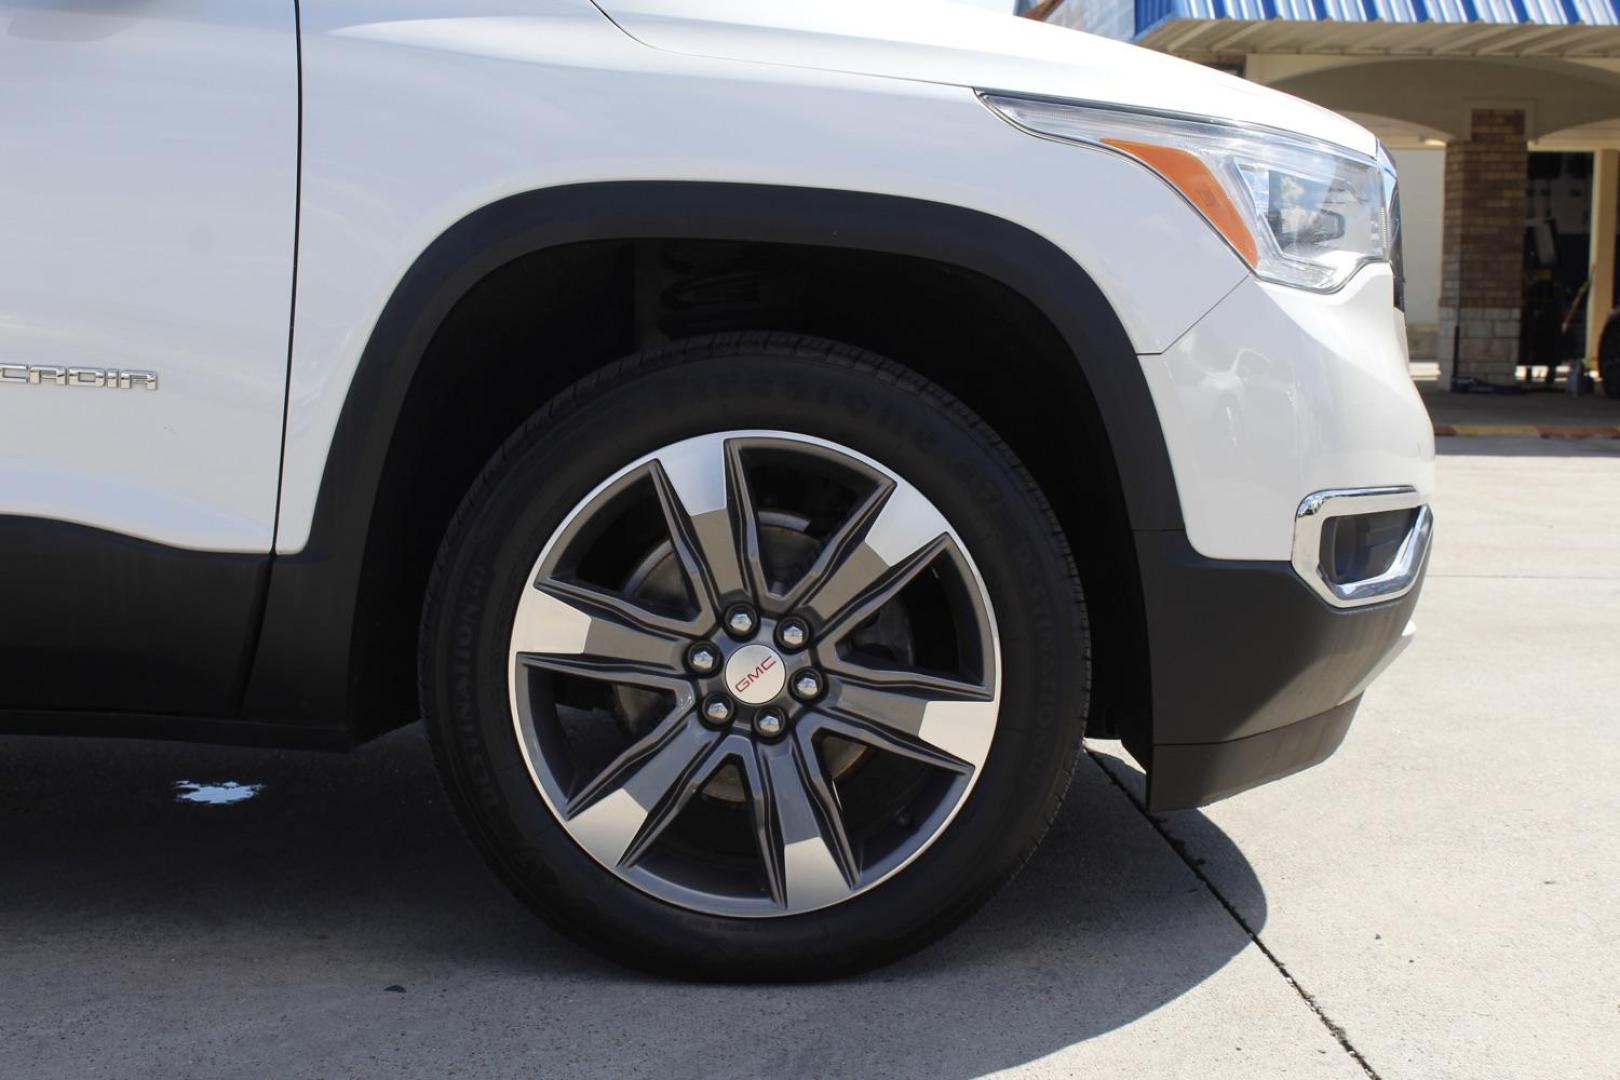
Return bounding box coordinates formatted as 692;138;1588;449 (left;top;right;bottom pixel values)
354;238;1152;747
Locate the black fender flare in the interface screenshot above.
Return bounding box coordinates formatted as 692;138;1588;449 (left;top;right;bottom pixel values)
242;182;1182;733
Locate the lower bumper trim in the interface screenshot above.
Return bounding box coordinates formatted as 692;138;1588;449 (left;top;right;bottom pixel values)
1341;618;1416;704
1147;696;1360;812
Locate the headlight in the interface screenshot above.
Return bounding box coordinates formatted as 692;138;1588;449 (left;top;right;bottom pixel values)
981;93;1395;293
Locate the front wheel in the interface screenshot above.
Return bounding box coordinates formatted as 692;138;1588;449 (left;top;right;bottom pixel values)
421;334;1089;979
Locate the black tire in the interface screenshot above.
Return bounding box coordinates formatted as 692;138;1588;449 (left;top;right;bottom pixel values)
1599;309;1620;400
420;333;1089;980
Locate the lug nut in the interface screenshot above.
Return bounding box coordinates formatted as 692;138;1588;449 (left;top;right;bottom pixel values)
724;604;757;639
701;694;734;726
790;670;824;702
777;618;809;652
753;708;786;739
686;642;720;675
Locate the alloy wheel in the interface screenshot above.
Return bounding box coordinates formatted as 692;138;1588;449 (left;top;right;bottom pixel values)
507;431;1001;917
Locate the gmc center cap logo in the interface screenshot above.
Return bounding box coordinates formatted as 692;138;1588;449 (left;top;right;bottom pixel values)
725;643;786;705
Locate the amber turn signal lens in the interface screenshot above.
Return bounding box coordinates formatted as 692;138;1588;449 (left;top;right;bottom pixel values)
1103;138;1259;267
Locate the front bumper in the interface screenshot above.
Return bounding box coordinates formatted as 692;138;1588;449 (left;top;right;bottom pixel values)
1130;259;1434;809
1135;513;1429;811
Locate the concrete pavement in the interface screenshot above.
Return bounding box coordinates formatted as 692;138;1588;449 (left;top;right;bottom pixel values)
1112;436;1620;1080
1;437;1615;1078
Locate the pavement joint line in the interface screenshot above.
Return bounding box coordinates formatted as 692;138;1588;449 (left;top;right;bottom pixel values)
1082;747;1384;1080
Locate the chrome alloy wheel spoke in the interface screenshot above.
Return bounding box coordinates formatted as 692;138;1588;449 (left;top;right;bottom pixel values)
646;436;765;619
563;710;727;868
747;731;860;909
793;479;955;643
813;670;995;772
513;581;693;682
775;479;894;612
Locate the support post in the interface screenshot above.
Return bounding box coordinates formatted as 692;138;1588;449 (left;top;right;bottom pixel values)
1438;109;1528;388
1586;149;1618;375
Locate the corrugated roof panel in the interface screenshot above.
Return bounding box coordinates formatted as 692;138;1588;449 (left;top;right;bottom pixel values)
1134;12;1620;52
1568;0;1619;24
1142;0;1619;25
1521;0;1571;23
1370;0;1424;23
1477;0;1526;21
1321;0;1373;21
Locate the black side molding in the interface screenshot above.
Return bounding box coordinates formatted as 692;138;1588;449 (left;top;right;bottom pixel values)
0;516;266;718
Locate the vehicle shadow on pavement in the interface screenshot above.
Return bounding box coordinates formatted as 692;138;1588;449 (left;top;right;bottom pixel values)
0;724;1264;1080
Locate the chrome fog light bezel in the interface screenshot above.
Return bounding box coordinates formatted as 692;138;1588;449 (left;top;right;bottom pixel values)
1293;487;1432;608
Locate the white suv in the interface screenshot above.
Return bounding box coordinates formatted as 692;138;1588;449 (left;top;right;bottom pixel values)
0;0;1433;977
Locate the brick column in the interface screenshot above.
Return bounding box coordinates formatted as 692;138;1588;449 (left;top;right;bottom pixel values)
1438;109;1527;387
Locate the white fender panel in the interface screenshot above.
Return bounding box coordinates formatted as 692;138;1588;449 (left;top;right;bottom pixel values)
1140;264;1436;562
277;0;1248;552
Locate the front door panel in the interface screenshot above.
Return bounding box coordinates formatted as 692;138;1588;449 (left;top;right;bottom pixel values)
0;0;297;715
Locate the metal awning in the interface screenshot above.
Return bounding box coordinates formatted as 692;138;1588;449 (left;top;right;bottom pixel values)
1136;0;1620;55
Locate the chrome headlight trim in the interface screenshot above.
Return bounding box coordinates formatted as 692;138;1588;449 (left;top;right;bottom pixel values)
979;91;1391;294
